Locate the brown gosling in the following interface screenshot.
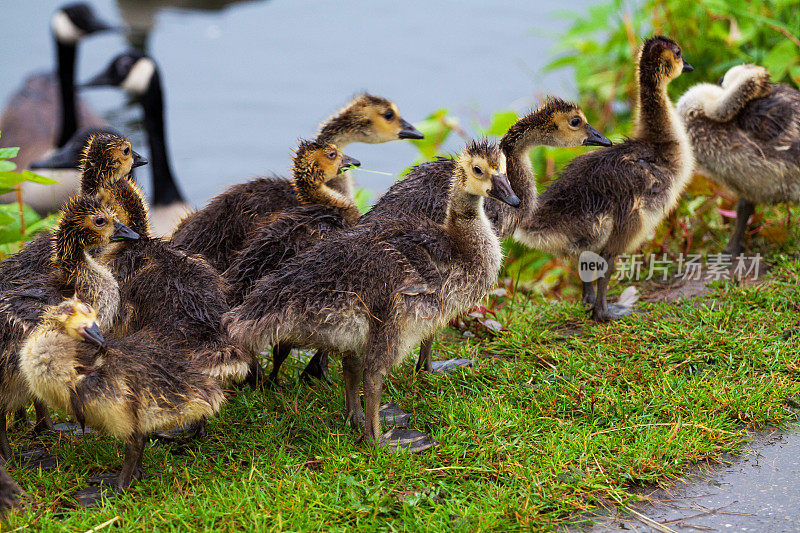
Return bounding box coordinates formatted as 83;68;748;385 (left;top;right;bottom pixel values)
223;140;360;385
351;96;611;373
677;64;800;256
516;36;695;322
224;140;519;447
95;175;250;387
0;195;139;460
19;296;224;492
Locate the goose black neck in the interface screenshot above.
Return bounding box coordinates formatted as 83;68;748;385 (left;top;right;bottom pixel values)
55;39;78;148
140;70;183;206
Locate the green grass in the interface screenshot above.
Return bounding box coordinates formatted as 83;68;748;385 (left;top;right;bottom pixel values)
3;252;800;532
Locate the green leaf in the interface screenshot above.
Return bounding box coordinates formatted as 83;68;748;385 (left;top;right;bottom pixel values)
0;172;25;187
483;111;519;137
20;170;59;185
0;211;15;226
0;160;16;172
763;40;799;79
0;147;20;159
790;65;800;87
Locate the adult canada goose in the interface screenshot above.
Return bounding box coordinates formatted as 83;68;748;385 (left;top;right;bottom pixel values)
677;64;800;256
0;3;115;213
517;36;694;322
0;195;139;461
170;93;423;272
82;51;188;235
353;97;611;373
225;140;518;448
19;296;224;494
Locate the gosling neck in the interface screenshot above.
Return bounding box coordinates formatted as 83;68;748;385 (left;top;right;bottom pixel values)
140;70;184;206
55;39;78;148
315;129;355;198
293;171;360;226
103;180;153;239
445;171;486;230
53;231;89;286
80;166;117;196
499;120;552;225
634;69;676;141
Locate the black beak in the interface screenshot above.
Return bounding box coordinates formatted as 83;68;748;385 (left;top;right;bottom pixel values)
488;173;520;207
583;125;612;147
339;154;361;173
81;65;116;89
682;59;694;73
30;146;80;169
110;220;140;242
81;322;107;348
132;150;148;168
397;119;424;140
86;17;118;35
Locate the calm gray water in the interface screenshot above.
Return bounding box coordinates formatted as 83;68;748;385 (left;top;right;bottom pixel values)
0;0;591;206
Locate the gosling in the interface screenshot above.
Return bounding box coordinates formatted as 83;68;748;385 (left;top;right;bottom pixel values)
677;64;800;256
19;296;224;492
517;36;694;321
225;140;519;447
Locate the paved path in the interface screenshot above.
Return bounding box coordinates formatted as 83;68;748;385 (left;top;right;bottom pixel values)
581;424;800;532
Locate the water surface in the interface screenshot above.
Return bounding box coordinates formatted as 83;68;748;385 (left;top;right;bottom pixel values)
1;0;591;205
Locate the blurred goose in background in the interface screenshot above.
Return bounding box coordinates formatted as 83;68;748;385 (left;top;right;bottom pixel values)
0;3;116;213
83;51;189;235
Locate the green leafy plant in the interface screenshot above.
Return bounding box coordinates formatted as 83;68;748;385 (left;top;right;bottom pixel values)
0;132;60;259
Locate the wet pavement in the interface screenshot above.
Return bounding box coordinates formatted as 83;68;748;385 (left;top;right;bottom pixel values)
579;424;800;532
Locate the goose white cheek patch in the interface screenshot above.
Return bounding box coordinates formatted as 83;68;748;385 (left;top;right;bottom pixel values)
121;58;156;96
51;10;85;44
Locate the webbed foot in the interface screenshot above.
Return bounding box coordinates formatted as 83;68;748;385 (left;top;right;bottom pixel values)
50;422;92;435
430;359;473;373
14;449;59;470
379;428;437;453
379;402;410;428
154;418;206;441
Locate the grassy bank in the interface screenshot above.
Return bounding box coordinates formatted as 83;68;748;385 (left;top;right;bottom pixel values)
3;241;799;532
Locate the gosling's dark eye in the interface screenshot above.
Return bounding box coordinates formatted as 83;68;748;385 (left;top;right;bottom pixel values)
122;146;130;156
383;110;395;121
717;77;724;86
472;166;483;175
675;49;681;58
570;117;582;128
93;216;108;227
326;150;337;160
